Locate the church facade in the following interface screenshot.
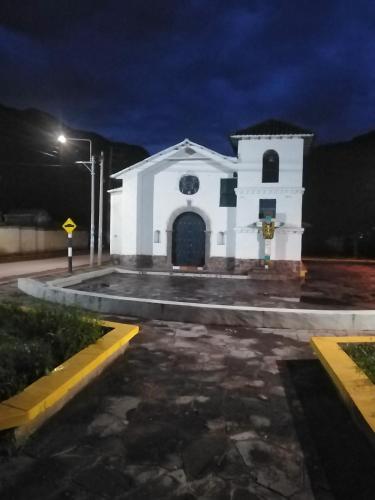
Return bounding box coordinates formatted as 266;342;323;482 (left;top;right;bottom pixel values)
109;120;313;275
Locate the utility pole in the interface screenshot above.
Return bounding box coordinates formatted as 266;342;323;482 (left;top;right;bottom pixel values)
97;150;104;266
89;154;96;267
57;135;95;267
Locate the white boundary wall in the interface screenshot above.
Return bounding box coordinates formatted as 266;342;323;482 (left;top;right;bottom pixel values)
0;227;88;255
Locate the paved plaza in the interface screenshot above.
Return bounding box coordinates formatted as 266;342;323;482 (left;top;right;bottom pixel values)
0;319;312;499
71;262;375;310
1;262;375;499
1;316;375;499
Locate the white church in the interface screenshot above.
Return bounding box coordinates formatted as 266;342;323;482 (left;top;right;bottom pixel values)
109;120;313;276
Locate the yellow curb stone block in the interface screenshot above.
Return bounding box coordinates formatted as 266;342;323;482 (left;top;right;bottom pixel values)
0;404;28;429
0;321;139;431
2;385;50;418
311;336;375;434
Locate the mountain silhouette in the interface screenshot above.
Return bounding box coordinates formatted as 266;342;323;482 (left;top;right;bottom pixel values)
303;131;375;257
0;103;149;240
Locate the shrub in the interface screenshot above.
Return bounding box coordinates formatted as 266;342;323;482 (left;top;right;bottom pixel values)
0;303;103;401
342;343;375;384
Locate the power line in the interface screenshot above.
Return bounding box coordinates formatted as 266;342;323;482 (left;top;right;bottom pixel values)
0;161;87;167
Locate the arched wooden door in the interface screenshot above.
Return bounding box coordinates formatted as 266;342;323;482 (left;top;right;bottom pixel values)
172;212;205;266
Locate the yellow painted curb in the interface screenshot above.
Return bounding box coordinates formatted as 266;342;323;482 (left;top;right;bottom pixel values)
311;336;375;433
0;320;139;431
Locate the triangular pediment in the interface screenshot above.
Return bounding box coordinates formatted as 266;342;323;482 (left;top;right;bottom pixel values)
166;145;212;161
111;139;236;178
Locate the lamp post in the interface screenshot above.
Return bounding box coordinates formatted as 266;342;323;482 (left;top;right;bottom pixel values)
57;135;95;267
97;150;104;266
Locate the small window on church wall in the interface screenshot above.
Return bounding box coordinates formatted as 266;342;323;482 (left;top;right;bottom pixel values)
220;178;237;207
262;150;279;183
154;230;160;243
217;232;225;245
259;199;276;219
179;175;199;195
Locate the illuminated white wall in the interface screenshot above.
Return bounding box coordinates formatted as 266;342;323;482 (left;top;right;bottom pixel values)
109;189;122;255
151;162;236;258
110;136;306;263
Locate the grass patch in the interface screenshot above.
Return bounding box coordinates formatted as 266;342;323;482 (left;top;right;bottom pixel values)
0;303;103;401
342;343;375;384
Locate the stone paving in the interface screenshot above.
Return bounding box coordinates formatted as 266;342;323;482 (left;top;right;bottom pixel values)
70;262;375;309
0;319;325;500
1;262;375;499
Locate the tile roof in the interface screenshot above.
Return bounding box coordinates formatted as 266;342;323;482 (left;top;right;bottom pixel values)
231;119;313;136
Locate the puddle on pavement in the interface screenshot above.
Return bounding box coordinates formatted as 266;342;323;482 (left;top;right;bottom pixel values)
299;296;350;307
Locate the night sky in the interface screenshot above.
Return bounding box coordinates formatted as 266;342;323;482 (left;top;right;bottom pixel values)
1;0;374;154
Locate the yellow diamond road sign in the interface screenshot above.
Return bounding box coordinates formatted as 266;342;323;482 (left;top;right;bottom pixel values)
62;217;77;234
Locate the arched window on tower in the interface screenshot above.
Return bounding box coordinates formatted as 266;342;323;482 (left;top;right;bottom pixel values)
262;150;279;183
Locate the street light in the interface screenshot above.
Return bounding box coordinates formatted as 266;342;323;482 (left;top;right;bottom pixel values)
57;134;95;267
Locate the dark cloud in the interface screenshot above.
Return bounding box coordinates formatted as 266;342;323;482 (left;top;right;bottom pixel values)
0;0;374;154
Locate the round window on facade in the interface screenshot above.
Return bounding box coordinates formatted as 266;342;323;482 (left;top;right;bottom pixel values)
179;175;199;195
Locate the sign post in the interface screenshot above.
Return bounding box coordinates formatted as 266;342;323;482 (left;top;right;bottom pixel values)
62;218;77;273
